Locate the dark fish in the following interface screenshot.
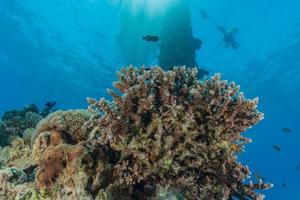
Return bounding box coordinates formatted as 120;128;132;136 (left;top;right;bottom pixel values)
282;183;287;188
272;145;281;152
143;35;159;42
282;128;292;133
41;101;57;117
45;101;56;108
297;163;300;171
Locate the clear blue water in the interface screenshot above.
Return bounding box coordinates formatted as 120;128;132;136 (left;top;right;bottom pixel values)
0;0;300;199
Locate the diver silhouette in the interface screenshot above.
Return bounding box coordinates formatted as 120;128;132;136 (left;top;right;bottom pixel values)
218;26;239;49
200;9;239;50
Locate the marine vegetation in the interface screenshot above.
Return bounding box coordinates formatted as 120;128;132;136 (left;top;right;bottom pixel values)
0;66;272;200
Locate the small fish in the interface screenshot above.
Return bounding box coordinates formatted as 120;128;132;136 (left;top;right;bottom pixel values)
253;172;266;181
282;183;287;188
45;101;56;108
297;163;300;171
272;145;281;152
282;128;292;133
142;35;159;42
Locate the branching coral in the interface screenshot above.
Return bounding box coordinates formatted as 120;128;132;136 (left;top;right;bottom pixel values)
87;66;272;199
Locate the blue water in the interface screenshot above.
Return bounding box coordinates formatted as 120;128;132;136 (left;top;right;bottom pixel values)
0;0;300;199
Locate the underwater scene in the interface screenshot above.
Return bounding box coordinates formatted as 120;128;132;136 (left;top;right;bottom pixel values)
0;0;299;199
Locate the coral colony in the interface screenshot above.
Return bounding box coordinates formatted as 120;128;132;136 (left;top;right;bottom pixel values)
0;66;272;200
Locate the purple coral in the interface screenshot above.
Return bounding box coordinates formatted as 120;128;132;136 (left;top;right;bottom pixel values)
87;66;272;199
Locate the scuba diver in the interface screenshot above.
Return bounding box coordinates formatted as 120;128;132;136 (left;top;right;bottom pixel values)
218;26;239;49
200;9;239;50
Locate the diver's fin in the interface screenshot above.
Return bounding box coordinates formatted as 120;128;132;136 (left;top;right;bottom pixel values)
200;9;209;19
229;27;239;35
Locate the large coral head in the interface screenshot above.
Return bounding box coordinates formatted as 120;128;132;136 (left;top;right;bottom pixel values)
87;66;270;199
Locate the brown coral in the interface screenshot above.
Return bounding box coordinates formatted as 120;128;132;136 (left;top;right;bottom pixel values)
87;66;272;199
32;110;93;189
32;110;91;164
35;141;112;200
32;109;113;199
33;109;91;143
53;142;111;199
36;145;67;187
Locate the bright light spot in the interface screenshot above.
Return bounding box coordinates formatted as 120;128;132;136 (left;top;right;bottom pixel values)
118;0;174;16
146;0;172;16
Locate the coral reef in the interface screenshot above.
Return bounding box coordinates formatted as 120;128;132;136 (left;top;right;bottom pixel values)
0;167;35;200
0;66;272;199
43;142;111;199
0;103;56;147
0;138;36;200
0;138;34;170
33;109;91;144
22;128;35;147
87;66;272;199
0;104;42;147
15;189;46;200
0;167;28;185
31;109;110;199
32;109;92;164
